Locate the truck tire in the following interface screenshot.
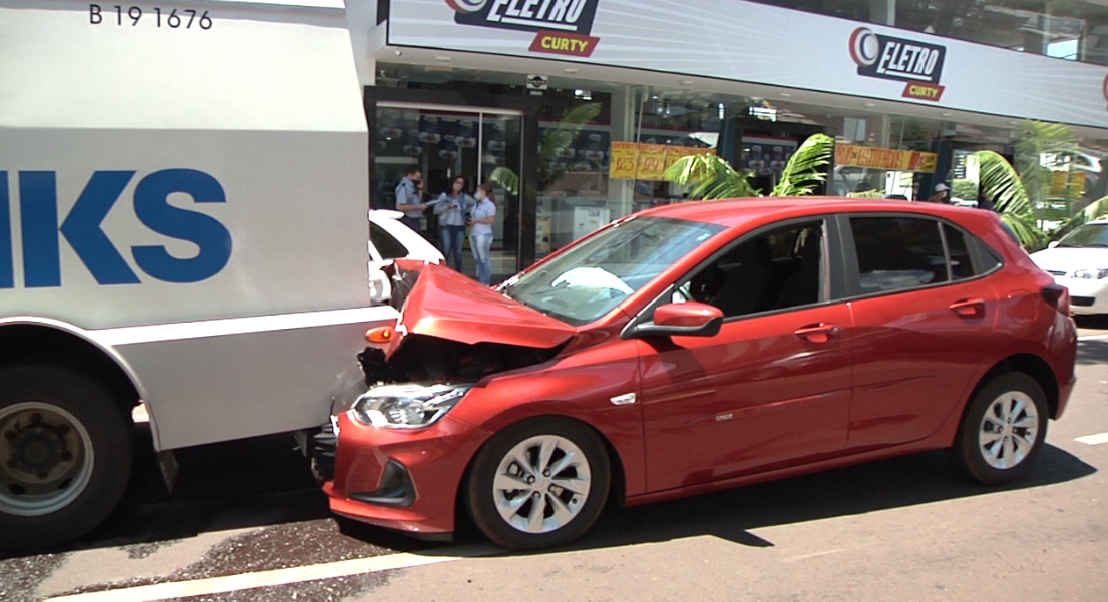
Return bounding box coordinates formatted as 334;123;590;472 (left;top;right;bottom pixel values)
0;364;134;550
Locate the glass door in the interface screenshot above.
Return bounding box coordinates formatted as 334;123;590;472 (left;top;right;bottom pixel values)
375;103;522;282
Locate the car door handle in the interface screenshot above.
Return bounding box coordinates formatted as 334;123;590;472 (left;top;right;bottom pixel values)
794;323;841;343
950;298;986;317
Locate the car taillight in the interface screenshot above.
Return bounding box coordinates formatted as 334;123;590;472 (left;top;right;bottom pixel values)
1042;283;1070;314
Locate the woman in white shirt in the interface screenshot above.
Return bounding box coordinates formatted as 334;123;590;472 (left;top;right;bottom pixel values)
469;183;497;285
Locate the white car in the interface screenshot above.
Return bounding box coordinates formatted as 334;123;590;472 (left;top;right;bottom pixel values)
1030;220;1108;315
368;210;443;301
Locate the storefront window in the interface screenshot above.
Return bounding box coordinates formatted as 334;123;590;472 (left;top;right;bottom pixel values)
746;0;888;25
535;92;613;258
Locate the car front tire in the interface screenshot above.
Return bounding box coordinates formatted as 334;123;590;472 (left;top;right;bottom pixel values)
465;417;610;551
954;372;1049;485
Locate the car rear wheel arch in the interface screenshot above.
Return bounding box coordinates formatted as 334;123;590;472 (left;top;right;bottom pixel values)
970;354;1060;420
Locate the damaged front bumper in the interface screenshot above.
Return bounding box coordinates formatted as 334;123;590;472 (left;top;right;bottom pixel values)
321;409;486;534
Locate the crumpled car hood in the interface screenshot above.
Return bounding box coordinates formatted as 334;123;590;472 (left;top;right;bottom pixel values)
386;259;578;358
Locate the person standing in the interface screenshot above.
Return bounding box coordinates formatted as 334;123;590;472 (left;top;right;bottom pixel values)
434;176;474;272
928;183;951;203
470;183;497;285
395;167;426;232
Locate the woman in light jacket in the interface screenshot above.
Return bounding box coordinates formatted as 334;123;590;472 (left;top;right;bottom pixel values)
470;183;497;285
433;176;475;272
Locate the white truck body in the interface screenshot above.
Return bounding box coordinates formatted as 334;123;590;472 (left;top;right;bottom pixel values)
0;0;396;547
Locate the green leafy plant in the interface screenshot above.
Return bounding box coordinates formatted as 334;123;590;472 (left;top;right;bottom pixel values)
489;102;603;195
665;133;835;199
972;120;1108;249
951;178;978;201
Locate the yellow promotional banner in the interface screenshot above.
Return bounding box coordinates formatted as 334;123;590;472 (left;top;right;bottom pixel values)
663;146;717;181
1051;170;1086;196
835;144;938;173
609;142;639;179
609;143;719;180
636;144;668;180
664;146;695;172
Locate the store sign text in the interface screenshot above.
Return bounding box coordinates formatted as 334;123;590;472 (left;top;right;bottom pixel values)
0;169;232;288
447;0;601;57
528;31;598;57
849;27;948;102
449;0;599;34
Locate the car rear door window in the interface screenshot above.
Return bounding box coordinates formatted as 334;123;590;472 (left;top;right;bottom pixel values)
943;224;975;280
850;217;949;294
370;222;408;260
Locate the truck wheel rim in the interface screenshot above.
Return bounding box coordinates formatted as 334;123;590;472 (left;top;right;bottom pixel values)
978;391;1038;470
492;435;591;534
0;402;96;517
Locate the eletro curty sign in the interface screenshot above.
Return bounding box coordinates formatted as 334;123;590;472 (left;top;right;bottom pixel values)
849;27;948;102
446;0;600;57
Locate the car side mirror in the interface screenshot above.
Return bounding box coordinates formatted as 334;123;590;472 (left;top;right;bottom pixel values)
1048;240;1060;249
630;302;724;338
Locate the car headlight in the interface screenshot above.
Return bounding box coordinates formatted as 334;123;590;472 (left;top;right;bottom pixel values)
349;383;471;429
1072;268;1108;279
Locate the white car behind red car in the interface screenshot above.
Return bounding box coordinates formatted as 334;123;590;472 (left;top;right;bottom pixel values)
1031;220;1108;315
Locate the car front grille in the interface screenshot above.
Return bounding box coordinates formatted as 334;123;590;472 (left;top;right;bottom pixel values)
1048;270;1068;276
1072;296;1095;307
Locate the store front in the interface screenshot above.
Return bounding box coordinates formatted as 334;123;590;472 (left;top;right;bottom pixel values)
351;0;1108;281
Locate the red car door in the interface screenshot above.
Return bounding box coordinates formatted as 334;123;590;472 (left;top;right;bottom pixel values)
636;218;854;492
842;215;1001;450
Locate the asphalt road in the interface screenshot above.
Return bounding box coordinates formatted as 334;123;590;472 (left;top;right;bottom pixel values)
3;319;1107;602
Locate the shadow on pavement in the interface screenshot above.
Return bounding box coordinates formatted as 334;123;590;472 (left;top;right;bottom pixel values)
3;431;1096;561
1077;338;1108;365
555;443;1096;553
0;426;336;560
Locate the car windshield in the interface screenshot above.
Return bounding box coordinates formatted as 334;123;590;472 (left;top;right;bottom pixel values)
500;216;725;326
1057;223;1108;247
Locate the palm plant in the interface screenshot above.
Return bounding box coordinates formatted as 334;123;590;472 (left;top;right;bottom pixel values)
664;133;835;199
488;102;603;195
973;120;1108;248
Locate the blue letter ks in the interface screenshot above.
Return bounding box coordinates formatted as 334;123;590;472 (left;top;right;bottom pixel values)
0;169;232;288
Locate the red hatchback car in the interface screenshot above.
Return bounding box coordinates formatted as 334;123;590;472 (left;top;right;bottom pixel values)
316;199;1076;550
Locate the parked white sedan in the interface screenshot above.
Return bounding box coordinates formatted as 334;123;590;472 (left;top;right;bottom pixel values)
368;210;443;301
1031;220;1108;315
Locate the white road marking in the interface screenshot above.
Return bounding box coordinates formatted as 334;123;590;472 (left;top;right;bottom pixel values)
1075;432;1108;446
43;545;496;602
1078;334;1108;341
784;548;846;562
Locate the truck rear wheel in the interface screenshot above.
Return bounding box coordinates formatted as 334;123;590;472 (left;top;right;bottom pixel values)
0;364;133;550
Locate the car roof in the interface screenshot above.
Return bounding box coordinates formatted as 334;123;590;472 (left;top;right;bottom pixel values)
641;197;987;228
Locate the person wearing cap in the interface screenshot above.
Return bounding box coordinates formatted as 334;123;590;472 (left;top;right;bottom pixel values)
928;183;951;203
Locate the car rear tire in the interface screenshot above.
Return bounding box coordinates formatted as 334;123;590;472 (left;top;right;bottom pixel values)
0;364;134;550
465;417;610;551
954;372;1048;485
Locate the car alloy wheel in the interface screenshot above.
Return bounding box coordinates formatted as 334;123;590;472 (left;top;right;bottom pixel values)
977;391;1038;470
492;434;592;534
466;417;610;550
955;372;1048;485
